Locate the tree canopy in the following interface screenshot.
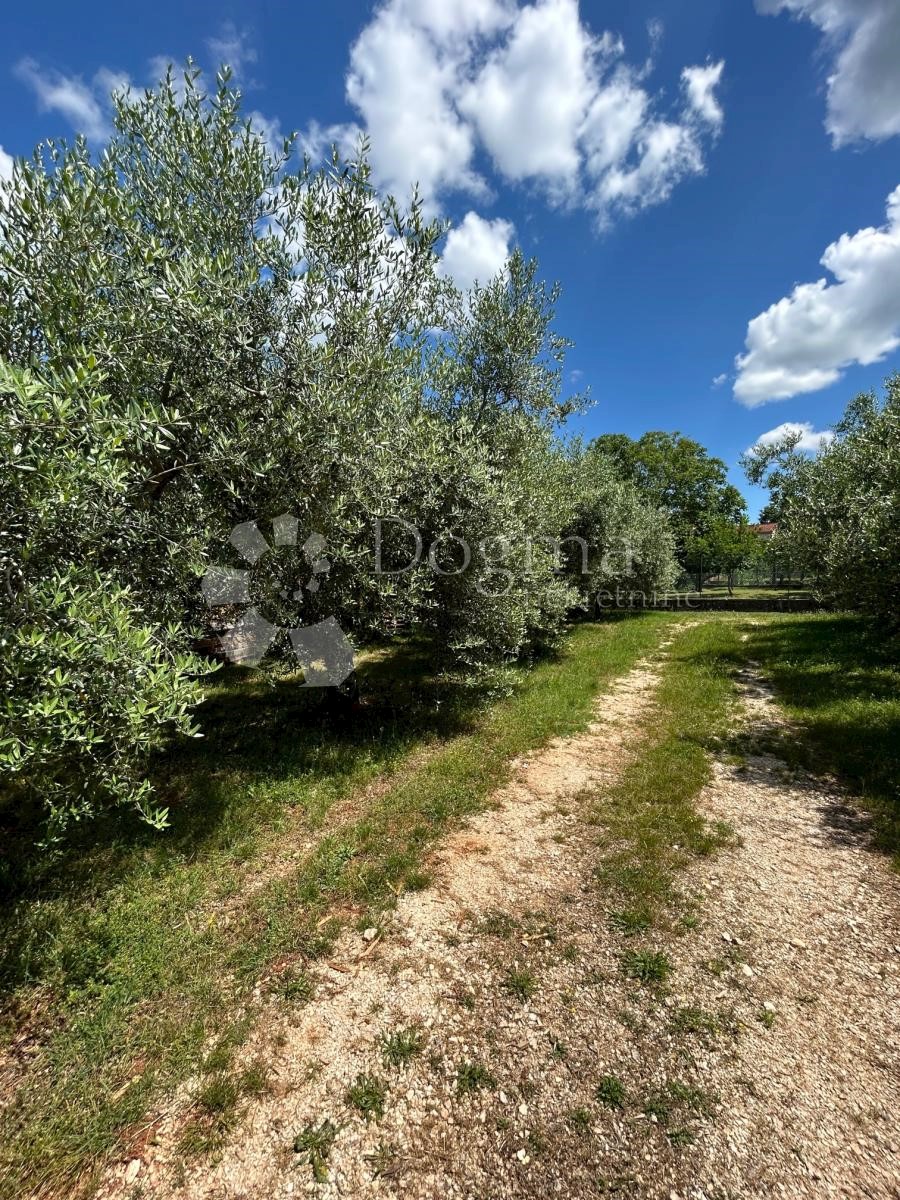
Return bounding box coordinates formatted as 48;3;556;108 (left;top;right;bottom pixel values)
0;67;678;836
591;431;746;563
743;375;900;625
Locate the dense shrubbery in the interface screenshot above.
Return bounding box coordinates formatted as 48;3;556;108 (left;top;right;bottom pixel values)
0;69;677;834
744;375;900;624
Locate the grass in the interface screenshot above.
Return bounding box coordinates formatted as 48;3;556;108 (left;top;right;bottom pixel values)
665;584;812;601
345;1073;387;1123
595;1075;627;1110
501;966;537;1003
592;617;746;931
380;1025;425;1068
743;613;900;863
0;613;677;1198
455;1060;496;1094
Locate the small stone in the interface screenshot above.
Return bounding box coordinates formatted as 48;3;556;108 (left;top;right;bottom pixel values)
741;964;754;977
518;1103;528;1116
125;1160;141;1184
499;1091;509;1104
515;1149;530;1164
789;938;808;950
763;1001;776;1012
363;927;378;942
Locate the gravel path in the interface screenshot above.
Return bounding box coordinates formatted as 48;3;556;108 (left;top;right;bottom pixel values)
99;634;900;1200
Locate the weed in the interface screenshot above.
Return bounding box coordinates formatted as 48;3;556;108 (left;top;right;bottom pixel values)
346;1073;387;1122
549;1035;567;1060
670;1005;724;1039
293;1119;338;1183
197;1073;240;1114
566;1107;592;1132
456;1060;495;1094
608;907;652;937
364;1140;401;1180
619;949;673;986
238;1060;269;1097
276;969;315;1005
527;1129;548;1155
595;1074;627;1109
479;910;518;939
380;1025;425;1068
502;966;537;1002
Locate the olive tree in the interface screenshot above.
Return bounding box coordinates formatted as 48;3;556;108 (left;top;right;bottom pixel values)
743;375;900;623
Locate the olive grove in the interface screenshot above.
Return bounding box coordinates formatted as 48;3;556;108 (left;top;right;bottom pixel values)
0;68;677;834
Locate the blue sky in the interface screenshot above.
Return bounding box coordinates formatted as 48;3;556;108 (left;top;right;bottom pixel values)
2;0;899;516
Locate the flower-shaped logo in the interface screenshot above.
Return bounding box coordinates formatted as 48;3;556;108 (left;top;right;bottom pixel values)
201;515;355;687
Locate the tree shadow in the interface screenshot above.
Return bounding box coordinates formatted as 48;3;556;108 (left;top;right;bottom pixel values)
0;634;504;997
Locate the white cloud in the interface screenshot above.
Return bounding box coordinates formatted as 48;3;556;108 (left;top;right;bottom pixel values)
14;58;113;142
757;0;900;145
682;61;725;127
711;372;727;388
734;185;900;406
0;146;13;182
438;211;514;290
206;23;258;84
748;421;834;454
321;0;724;225
343;1;495;210
460;0;595;192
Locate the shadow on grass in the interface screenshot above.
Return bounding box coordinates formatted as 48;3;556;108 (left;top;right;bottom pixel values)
0;634;503;995
745;614;900;862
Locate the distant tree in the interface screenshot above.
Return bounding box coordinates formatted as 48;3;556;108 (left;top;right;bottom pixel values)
591;431;746;563
686;517;763;594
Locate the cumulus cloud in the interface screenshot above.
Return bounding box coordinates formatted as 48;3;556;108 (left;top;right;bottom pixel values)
438;211;514;290
0;146;13;182
711;372;727;388
318;0;724;225
734;185;900;406
757;0;900;145
14;58;113;142
748;421;834;454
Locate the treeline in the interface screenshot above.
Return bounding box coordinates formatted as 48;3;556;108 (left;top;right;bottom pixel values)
744;375;900;624
0;69;678;836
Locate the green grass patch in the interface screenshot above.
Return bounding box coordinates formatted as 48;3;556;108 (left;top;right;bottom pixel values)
619;949;673;987
0;613;676;1198
744;613;900;863
592;617;745;929
595;1074;627;1109
501;966;537;1003
345;1073;387;1123
380;1025;425;1068
455;1060;496;1095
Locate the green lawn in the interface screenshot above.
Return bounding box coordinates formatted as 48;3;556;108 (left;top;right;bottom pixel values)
664;585;813;600
0;613;676;1198
745;613;900;864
